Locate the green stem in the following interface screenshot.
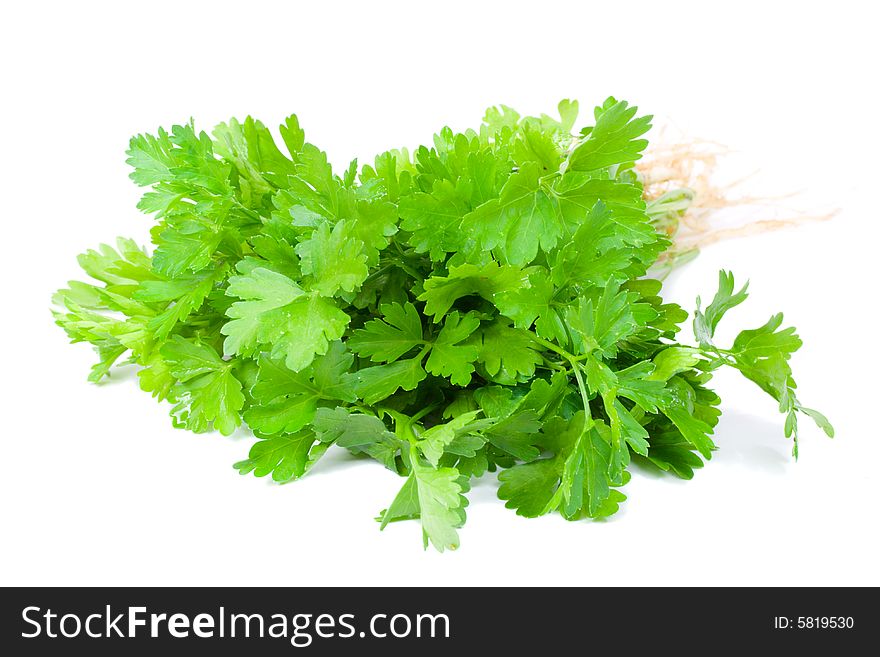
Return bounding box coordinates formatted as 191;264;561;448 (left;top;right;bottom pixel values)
529;334;574;359
353;402;377;415
415;343;432;362
530;332;594;362
528;331;593;423
388;404;440;449
231;198;263;222
390;257;424;282
410;404;438;425
363;263;393;283
569;360;593;428
541;355;567;372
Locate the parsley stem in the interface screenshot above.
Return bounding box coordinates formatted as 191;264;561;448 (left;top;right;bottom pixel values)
230;198;262;222
541;356;567;372
569;359;593;425
528;334;573;359
353;402;376;415
389;257;424;281
415;343;433;362
527;333;592;361
410;405;438;424
529;333;593;363
363;263;393;283
528;332;593;420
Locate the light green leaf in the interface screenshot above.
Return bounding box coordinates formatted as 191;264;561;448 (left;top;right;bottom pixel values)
568;98;652;171
419;261;526;321
381;459;468;552
463;162;561;265
352;358;428;405
296;220;370;297
161;337;244;436
234;430;323;483
694;270;749;345
349;302;423;363
425;311;481;386
223;267;349;371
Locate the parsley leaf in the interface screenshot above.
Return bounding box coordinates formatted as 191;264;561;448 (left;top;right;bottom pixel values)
425;311;482;386
381;455;469;552
348;302;424;363
222;267;349;371
161;336;245;436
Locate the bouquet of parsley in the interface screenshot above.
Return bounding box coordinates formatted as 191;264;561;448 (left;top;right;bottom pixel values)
53;97;832;550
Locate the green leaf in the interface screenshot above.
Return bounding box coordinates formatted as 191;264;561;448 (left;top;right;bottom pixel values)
729;313;802;401
136;264;228;339
417;410;484;466
483;411;542;461
494;268;568;345
566;283;642;358
234;430;324;483
649;346;702;381
296;220;370;297
568;98;652;172
222;267;307;352
418;261;526;321
254;297;349;372
616;362;673;412
661;381;716;459
312;407;396;448
399;181;469;260
245;343;356;435
694;270;749;345
381;458;468;552
212;116;296;198
222;267;349;371
552;202;646;289
463;162;562;265
352;358;428;405
378;474;421;525
475;320;542;383
127;123;231;195
693;271;832;457
348;302;423;363
603;393;649;477
556;416;614;518
500;413;616;520
425;311;481;386
497;458;560;518
137;350;176;401
161;336;244;436
555;178;652;245
243;394;317;436
76;238;155;288
799;407;834;438
643;425;705;480
519;371;572;419
161;335;225;380
152;217;226;278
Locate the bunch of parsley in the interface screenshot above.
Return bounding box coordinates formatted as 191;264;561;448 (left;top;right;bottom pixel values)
53;98;832;550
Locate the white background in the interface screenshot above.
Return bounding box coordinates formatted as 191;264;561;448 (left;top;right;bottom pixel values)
2;0;877;587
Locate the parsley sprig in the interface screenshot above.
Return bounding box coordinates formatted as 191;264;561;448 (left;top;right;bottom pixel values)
53;98;832;550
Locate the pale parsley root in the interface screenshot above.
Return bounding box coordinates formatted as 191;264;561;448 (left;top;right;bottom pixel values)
53;98;833;551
